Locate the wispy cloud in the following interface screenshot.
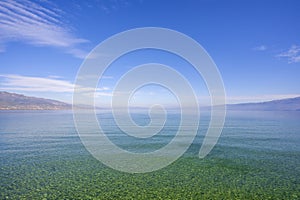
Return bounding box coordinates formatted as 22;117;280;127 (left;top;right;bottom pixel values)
72;0;141;14
0;74;111;95
0;0;89;58
94;0;130;14
253;45;267;51
0;74;75;92
277;45;300;63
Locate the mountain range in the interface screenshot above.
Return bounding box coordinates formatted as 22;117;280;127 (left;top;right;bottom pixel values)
0;91;71;110
226;96;300;111
0;91;299;111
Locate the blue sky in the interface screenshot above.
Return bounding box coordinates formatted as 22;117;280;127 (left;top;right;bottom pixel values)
0;0;300;106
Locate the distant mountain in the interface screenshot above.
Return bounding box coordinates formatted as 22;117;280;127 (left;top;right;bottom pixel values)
1;91;300;111
226;96;300;111
0;91;71;110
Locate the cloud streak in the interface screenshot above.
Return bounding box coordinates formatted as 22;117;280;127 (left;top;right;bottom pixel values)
253;45;267;51
277;45;300;63
0;74;111;96
0;74;75;92
0;0;89;58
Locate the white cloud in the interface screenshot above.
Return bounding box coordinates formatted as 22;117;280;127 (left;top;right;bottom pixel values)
253;45;267;51
66;49;90;59
0;74;111;95
0;0;89;58
277;45;300;63
94;91;113;97
76;74;113;80
0;74;75;92
95;0;131;14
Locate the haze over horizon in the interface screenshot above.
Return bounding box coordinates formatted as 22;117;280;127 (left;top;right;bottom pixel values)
1;0;300;107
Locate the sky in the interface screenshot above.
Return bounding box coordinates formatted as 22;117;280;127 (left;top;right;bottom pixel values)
0;0;300;107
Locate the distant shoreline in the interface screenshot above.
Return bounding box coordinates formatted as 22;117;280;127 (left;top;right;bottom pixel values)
1;91;300;111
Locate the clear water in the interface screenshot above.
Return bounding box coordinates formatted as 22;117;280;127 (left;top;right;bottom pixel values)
0;110;299;199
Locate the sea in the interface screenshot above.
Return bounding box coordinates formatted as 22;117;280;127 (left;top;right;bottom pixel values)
0;110;299;199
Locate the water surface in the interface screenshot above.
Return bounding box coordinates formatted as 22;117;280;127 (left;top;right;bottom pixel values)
0;110;299;199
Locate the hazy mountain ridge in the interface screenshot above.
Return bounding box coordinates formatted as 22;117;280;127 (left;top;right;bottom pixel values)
1;91;300;111
226;96;300;111
0;91;71;110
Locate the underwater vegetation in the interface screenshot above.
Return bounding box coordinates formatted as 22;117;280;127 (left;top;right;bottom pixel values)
1;144;299;200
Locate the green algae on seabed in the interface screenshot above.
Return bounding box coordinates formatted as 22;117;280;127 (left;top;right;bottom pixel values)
0;145;299;200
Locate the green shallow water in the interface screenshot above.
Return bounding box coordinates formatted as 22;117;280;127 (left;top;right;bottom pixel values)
0;110;299;199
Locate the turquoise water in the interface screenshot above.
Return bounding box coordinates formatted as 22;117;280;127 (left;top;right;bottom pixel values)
0;110;300;199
